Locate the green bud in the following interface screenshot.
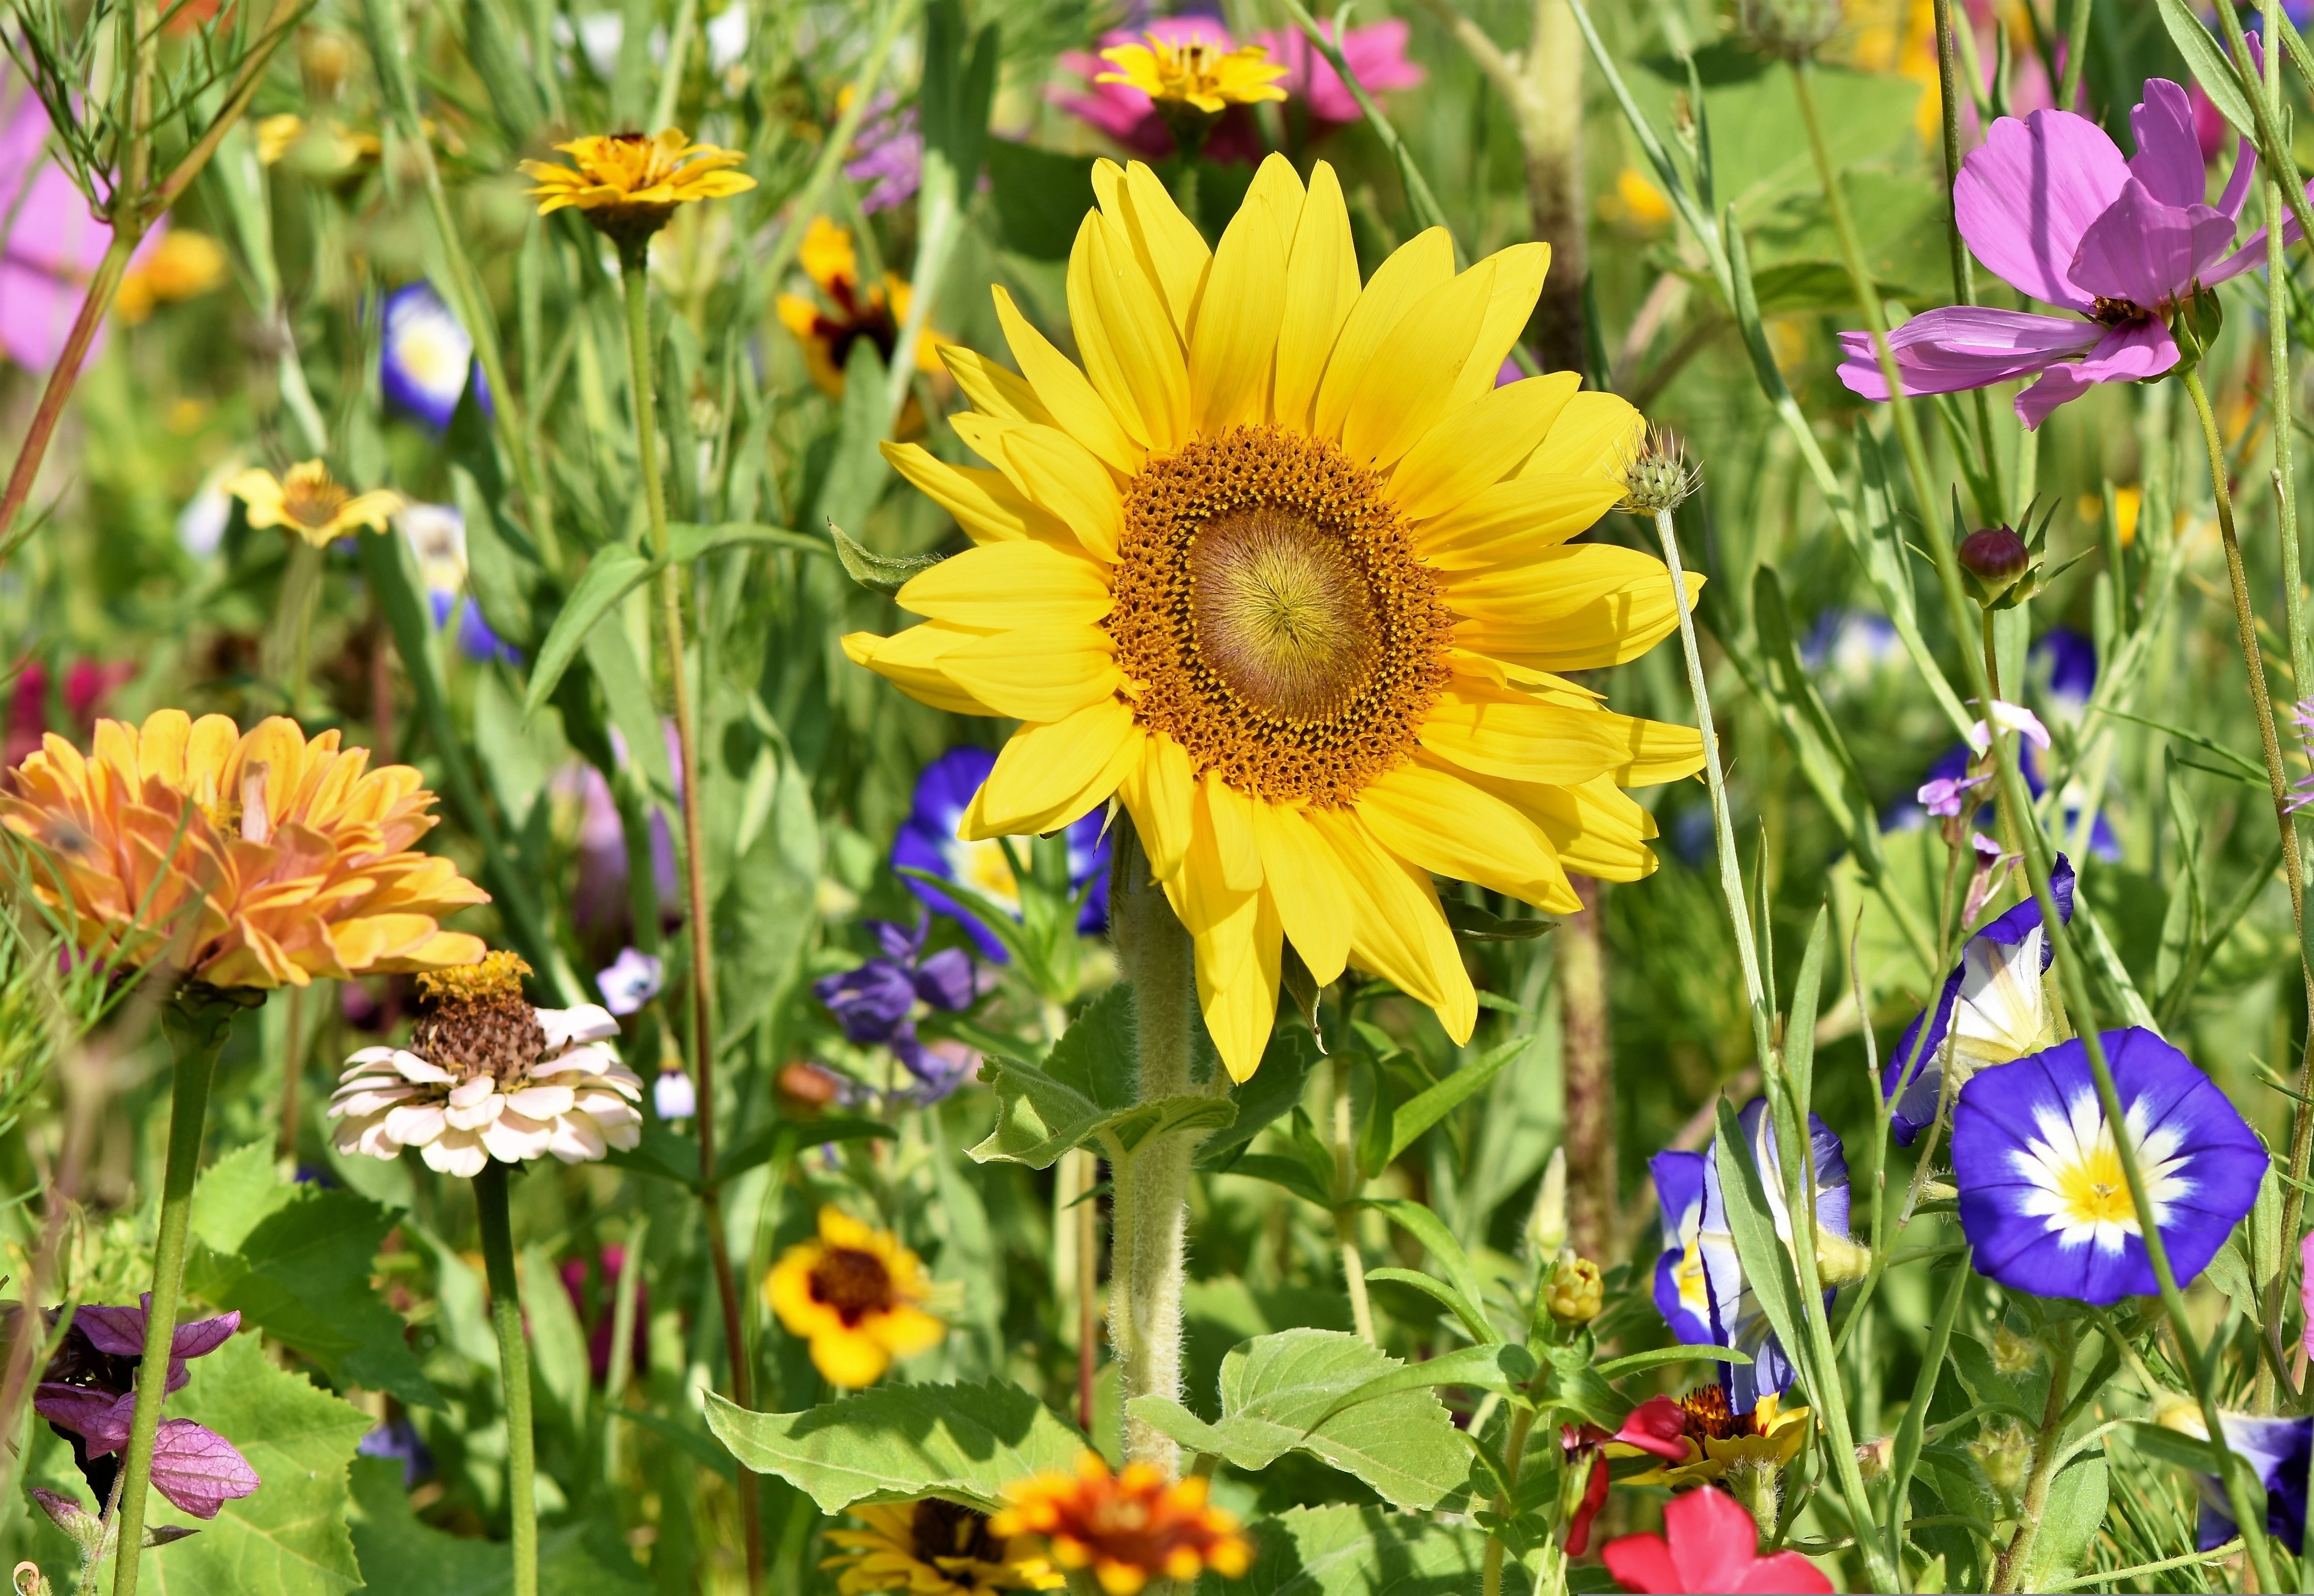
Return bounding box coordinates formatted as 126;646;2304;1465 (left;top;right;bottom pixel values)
1546;1256;1604;1326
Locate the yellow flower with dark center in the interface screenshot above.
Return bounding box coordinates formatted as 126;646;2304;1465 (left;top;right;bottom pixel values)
520;128;755;247
1617;1386;1812;1487
822;1499;1064;1594
990;1452;1250;1595
765;1206;945;1387
1096;30;1288;113
0;710;489;990
227;461;402;547
777;217;948;398
851;156;1704;1079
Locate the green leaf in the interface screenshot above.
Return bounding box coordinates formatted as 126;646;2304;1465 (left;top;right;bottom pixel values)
812;339;896;540
1198;1028;1320;1170
139;1334;371;1596
1385;1034;1523;1163
985;141;1097;260
666;521;830;563
1710;1098;1815;1398
715;1117;895;1188
1219;1153;1335;1209
968;984;1237;1168
714;753;820;1049
598;1120;706;1188
2020;1456;2109;1591
1298;1342;1538;1433
702;1381;1086;1513
2156;0;2256;140
1595;1344;1752;1379
1209;1503;1487;1595
1361;1268;1493;1346
1359;1199;1496;1342
521;546;653;715
183;1145;439;1409
1440;900;1551;942
521;1242;591;1442
345;1458;646;1592
830;523;941;595
1126;1330;1471;1510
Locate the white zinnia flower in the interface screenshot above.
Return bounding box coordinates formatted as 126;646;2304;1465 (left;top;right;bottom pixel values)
328;953;644;1177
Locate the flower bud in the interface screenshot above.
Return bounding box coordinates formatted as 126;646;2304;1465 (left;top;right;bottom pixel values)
1815;1230;1872;1287
1958;525;2030;599
1739;0;1843;58
1969;1416;2032;1495
1619;425;1701;515
1546;1256;1604;1325
1991;1324;2040;1375
1526;1146;1568;1259
1855;1436;1895;1481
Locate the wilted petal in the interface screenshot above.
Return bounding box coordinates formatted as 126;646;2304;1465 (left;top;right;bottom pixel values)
148;1419;261;1520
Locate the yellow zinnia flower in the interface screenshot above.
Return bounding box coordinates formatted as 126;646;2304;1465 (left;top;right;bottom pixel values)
776;216;948;400
822;1500;1064;1594
0;711;490;990
851;157;1705;1078
228;461;402;547
519;128;755;247
1096;30;1288;114
766;1206;945;1388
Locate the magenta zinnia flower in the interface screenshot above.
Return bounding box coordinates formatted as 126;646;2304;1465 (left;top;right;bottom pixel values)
1838;76;2294;428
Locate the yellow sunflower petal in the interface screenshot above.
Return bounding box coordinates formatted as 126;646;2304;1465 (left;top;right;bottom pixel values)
940;626;1120;723
1417;474;1625;566
1306;809;1475;1043
1524;390;1646;482
1358;761;1579;913
1388;373;1580;521
1452;545;1703;670
841;624;1003;716
1188;188;1287;435
1248;800;1350;983
1468;771;1662;882
1002;426;1128;562
1206;889;1283;1082
1339;257;1498;469
896;540;1113;628
963;698;1140;836
1113;161;1211;341
1273;162;1361;432
1418;687;1662;785
1447;242;1550;409
1243;152;1306;260
940;340;1056;427
1200;774;1263;893
879;441;1077;547
1310;227;1454;444
991;286;1143;473
1068;211;1191;454
1119;733;1197;882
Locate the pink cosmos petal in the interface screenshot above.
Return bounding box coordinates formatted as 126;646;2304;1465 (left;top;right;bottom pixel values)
1835;307;2101;401
1954;109;2132;311
2014;318;2177;429
2205;173;2314;283
147;1419;261;1520
2067;180;2236;310
2128;79;2206;208
1256;19;1424;127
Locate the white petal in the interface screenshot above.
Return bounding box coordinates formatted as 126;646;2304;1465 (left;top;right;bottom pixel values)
480;1112;552;1163
504;1084;576;1120
444;1092;505;1131
384;1101;448;1147
537;1004;620;1049
446;1074;497;1108
422;1131;489;1178
546;1114;606;1163
393;1050;458;1085
347;1047;401;1065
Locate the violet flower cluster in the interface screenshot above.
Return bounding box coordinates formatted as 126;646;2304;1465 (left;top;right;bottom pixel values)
813;917;981;1102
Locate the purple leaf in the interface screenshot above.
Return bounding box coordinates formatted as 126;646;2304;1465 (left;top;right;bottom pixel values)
147;1420;260;1520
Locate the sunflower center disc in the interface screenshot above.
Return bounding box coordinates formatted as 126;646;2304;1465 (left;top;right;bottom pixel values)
1107;425;1452;807
809;1244;897;1325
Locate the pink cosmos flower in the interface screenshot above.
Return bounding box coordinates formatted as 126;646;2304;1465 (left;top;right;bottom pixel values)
1256;18;1424;128
0;84;167;371
1836;75;2297;429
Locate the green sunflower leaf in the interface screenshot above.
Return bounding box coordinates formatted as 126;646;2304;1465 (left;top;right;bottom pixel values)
1208;1503;1487;1594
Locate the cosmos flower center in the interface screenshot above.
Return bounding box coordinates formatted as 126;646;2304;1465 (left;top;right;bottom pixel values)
1106;426;1452;806
909;1498;1003;1567
2088;294;2150;326
808;1245;898;1326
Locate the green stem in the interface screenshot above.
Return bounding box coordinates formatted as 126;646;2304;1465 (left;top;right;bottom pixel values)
1990;1325;2075;1592
2056;0;2092;110
108;989;238;1596
618;249;762;1585
1479;1403;1536;1596
1929;0;2005;515
474;1162;537;1596
1881;1248;1970;1573
1329;1059;1375;1343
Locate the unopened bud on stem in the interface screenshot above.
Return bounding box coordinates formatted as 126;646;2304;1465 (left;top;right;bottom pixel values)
1619;424;1701;516
1958;524;2030;603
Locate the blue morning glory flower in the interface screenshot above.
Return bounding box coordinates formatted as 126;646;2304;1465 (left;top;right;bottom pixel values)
890;747;1110;962
1952;1027;2264;1304
1649;1149;1712;1346
380;282;488;431
2032;626;2097;717
2184;1411;2309;1554
1885;856;2075;1146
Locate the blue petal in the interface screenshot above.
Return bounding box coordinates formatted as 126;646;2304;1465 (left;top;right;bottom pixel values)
1651;1250;1712;1347
1651;1150;1707;1251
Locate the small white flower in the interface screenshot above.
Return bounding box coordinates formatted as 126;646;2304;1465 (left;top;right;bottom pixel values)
596;947;663;1016
654;1067;696;1120
1964;700;2052;756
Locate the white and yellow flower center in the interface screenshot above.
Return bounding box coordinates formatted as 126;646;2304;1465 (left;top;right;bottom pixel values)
945;829;1023;915
2007;1091;2194;1250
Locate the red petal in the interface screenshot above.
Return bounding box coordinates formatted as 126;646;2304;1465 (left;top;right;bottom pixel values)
1665;1486;1763;1593
1601;1532;1683;1594
1614;1395;1691;1461
1734;1552;1836;1594
1563;1450;1611;1557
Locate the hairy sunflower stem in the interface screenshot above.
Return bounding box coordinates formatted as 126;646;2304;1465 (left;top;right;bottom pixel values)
1478;1402;1536;1596
109;988;240;1596
618;249;762;1586
473;1162;538;1596
1991;1325;2077;1592
1328;1056;1375;1343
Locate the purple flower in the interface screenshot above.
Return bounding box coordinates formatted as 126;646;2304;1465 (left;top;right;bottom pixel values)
1837;71;2295;428
845;102;922;214
380;282;489;432
1647;1149;1712;1347
1916;772;1988;818
357;1416;434;1488
2033;627;2098;715
596;946;663;1016
891;1033;980;1104
34;1299;259;1520
1255;18;1425;130
1953;1027;2264;1303
2175;1411;2309;1554
1886;856;2074;1146
891;747;1110;962
813;917;977;1045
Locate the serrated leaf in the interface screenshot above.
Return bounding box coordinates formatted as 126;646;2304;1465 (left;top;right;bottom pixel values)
1127;1330;1470;1510
702;1382;1086;1513
138;1334;370;1596
1209;1503;1487;1595
344;1458;646;1593
1300;1342;1537;1433
968;984;1237;1168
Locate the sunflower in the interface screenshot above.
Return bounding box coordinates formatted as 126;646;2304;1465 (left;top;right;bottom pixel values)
777;217;948;400
765;1206;945;1387
823;1499;1064;1594
0;711;489;989
990;1452;1250;1595
851;157;1704;1078
227;461;403;548
520;128;755;247
1095;30;1288;114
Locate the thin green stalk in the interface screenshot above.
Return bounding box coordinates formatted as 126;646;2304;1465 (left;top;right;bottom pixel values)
1929;0;2005;514
474;1162;538;1596
619;250;762;1586
1479;1404;1536;1596
601;1215;647;1486
1990;1324;2076;1592
1881;1250;1970;1574
109;990;239;1596
2057;0;2093;109
1329;1060;1375;1344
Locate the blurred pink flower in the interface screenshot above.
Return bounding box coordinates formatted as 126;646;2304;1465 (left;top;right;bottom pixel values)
1255;18;1423;129
5;657;135;770
0;84;166;372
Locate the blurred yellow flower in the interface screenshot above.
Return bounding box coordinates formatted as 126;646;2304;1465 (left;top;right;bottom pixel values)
228;461;402;547
255;113;383;170
1610;167;1673;228
776;217;946;401
1096;30;1287;113
991;1453;1250;1595
520;129;755;247
822;1500;1064;1595
116;231;227;323
766;1206;944;1388
0;710;489;990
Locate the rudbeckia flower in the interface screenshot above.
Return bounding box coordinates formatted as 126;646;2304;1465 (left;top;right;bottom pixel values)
520;128;755;247
1648;1148;1712;1345
0;711;488;988
990;1452;1250;1595
775;217;947;400
1885;856;2075;1145
2155;1401;2310;1555
380;282;486;432
1601;1483;1833;1594
851;157;1703;1078
822;1499;1064;1594
1952;1027;2263;1303
892;747;1111;959
766;1206;945;1388
1616;1387;1811;1490
1835;74;2301;428
327;952;645;1174
228;460;403;548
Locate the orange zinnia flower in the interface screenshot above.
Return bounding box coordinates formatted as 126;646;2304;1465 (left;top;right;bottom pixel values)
989;1453;1250;1595
1;711;489;990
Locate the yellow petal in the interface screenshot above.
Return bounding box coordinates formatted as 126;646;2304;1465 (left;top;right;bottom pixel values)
1120;733;1197;883
1306;809;1474;1043
1273;162;1361;432
964;698;1140;836
939;342;1055;428
895;540;1113;628
991;285;1143;474
941;626;1121;722
1311;227;1454;445
1524;390;1645;482
1068;210;1191;454
1188;189;1286;435
811;1328;892;1389
1249;800;1350;983
1452;545;1703;670
880;441;1077;546
1388;373;1580;522
1243;153;1306;260
841;624;1002;717
1358;761;1579;913
1003;425;1128;563
1207;889;1283;1082
1418;474;1626;568
948;411;1034;487
1418;687;1664;785
1201;774;1263;893
1116;161;1211;341
1447;242;1550;410
135;709;193;788
1340;258;1497;469
867;1305;949;1359
1487;773;1662;882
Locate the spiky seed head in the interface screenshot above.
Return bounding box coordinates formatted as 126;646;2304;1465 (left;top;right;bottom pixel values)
1738;0;1843;58
1620;425;1702;515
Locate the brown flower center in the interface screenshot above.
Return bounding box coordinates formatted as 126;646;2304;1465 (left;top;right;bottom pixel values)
1105;426;1451;806
2088;295;2149;327
282;473;352;530
809;1245;897;1326
1679;1384;1748;1442
413;953;544;1081
910;1498;1003;1568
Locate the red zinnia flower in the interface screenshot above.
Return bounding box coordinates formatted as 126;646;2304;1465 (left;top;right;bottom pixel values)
1601;1485;1831;1594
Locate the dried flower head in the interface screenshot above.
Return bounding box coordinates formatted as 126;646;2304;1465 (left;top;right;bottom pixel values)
520;129;755;249
227;461;402;547
990;1453;1251;1595
1619;424;1701;515
327;952;644;1175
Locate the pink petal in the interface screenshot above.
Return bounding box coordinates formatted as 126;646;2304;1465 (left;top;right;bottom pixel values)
2013;318;2178;429
1733;1552;1835;1595
1835;306;2099;400
34;1386;134;1454
147;1419;260;1520
2128;79;2206;208
1665;1486;1765;1593
1955;109;2131;311
1601;1531;1683;1594
2205;173;2314;284
2067;180;2236;309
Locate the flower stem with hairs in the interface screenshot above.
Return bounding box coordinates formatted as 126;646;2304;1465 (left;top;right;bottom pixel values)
616;243;762;1582
1329;1058;1375;1344
474;1161;538;1596
1477;1403;1535;1596
1989;1322;2076;1592
108;989;243;1596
